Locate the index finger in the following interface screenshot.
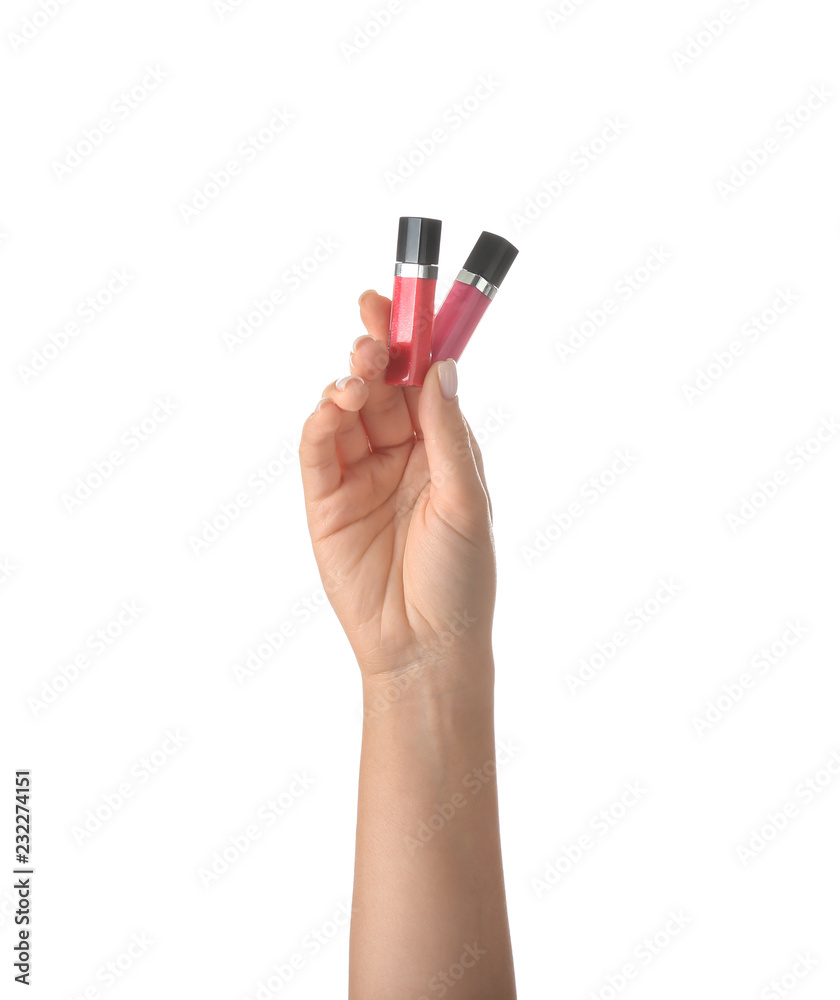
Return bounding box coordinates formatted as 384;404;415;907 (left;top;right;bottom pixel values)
353;290;418;451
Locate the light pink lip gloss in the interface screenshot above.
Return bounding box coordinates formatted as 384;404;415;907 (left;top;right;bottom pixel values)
431;232;518;363
385;216;442;387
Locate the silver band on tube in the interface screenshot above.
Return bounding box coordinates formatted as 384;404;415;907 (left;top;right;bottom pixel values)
455;268;499;300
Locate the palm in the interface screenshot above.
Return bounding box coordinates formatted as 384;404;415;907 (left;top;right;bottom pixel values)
312;437;490;672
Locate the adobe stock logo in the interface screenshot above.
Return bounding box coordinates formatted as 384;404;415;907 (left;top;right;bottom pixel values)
555;247;672;362
50;66;169;181
68;933;153;999
565;579;681;694
672;1;761;72
522;449;637;565
545;0;593;29
0;558;18;588
70;731;189;846
231;585;329;686
61;397;179;512
715;85;832;201
340;2;415;62
197;772;315;887
681;288;798;403
585;910;691;999
27;601;145;716
532;781;647;897
404;740;521;855
417;942;488;1000
509;117;628;233
178;106;296;223
725;417;839;533
222;238;340;353
7;0;74;52
239;901;350;1000
187;440;298;554
757;953;819;999
691;619;808;736
18;268;134;386
383;76;501;191
736;749;840;865
212;0;253;18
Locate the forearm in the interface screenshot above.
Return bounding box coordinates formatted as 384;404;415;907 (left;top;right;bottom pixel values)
349;648;516;999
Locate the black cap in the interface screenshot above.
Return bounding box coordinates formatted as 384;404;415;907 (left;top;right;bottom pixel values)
463;231;519;288
396;217;442;265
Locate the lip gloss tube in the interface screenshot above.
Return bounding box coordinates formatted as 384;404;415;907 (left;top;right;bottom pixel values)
385;216;442;387
431;232;518;363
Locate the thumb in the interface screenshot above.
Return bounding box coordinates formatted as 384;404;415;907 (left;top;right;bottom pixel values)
418;359;485;512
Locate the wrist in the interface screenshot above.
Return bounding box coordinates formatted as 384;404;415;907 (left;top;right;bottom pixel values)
361;681;497;795
361;638;493;699
360;643;495;734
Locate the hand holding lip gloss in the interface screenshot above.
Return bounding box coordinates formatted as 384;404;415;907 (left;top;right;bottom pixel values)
431;231;518;364
385;216;442;387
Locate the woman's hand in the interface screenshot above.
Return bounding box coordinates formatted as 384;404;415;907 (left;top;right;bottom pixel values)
299;289;496;684
302;290;516;998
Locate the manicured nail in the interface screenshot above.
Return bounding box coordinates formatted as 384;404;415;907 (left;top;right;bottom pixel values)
438;359;458;399
314;398;331;413
336;375;364;391
352;334;375;352
358;289;376;305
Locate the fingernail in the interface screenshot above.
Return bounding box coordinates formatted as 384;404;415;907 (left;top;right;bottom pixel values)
314;398;331;413
352;334;375;352
336;375;364;391
358;289;376;305
438;359;458;399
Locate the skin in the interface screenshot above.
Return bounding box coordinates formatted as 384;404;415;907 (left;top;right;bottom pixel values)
299;290;517;999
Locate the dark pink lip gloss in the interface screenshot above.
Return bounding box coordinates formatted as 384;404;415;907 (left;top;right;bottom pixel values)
431;232;518;363
385;217;442;387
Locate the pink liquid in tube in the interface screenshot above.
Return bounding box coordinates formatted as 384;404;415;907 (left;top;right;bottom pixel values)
430;279;492;363
431;232;518;365
387;274;437;386
385;217;442;387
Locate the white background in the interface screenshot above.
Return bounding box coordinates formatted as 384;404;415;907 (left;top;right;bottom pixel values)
2;0;839;997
